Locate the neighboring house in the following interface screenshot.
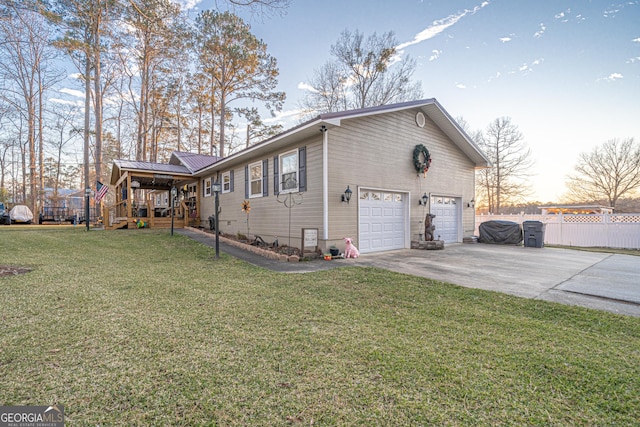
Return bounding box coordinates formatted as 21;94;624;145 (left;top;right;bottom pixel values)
539;205;614;215
196;99;490;253
106;99;490;253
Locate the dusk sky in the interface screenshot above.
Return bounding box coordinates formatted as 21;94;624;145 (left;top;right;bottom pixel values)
179;0;639;203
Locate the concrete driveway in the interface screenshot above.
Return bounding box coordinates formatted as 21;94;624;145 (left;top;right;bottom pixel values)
179;229;640;317
358;244;640;317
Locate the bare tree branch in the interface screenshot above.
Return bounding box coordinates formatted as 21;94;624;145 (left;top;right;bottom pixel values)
566;137;640;208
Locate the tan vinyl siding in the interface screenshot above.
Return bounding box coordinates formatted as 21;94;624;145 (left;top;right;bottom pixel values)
201;138;325;249
326;108;476;243
199;106;478;250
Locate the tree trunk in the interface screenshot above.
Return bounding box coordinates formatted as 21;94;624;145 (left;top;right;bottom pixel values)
38;70;45;214
218;92;226;158
84;54;92;230
94;13;103;185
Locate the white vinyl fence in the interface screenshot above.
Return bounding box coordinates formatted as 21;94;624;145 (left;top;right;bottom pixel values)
475;213;640;249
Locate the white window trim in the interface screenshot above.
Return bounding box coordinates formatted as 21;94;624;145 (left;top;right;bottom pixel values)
204;177;212;197
222;171;231;193
249;161;263;198
279;149;299;194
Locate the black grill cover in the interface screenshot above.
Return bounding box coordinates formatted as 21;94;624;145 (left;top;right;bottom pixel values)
478;220;523;245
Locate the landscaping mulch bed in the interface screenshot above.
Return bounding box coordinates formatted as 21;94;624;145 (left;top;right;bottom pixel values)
200;228;305;257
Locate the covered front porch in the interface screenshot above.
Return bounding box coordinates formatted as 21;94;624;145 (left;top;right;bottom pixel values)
105;160;201;230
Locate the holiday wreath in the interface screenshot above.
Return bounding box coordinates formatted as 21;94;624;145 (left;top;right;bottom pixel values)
413;144;432;175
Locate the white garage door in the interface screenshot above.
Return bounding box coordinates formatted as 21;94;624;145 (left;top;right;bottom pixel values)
431;196;460;243
359;190;407;253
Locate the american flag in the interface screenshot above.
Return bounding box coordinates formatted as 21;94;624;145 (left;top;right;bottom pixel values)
95;181;108;203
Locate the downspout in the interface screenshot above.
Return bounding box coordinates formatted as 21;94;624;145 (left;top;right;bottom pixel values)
322;126;329;241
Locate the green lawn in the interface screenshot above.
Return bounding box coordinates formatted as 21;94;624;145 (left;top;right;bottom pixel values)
1;229;639;426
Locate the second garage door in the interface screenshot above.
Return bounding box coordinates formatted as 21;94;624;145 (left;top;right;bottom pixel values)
431;195;460;243
359;190;407;253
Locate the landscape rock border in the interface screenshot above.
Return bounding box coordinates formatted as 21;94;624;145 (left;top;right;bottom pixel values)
186;227;301;262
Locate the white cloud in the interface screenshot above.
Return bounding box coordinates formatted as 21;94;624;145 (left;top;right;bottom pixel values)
499;37;511;43
627;57;640;63
508;58;544;76
263;108;304;124
633;37;640;43
533;23;546;38
455;83;466;89
601;73;624;82
297;82;317;93
59;88;85;98
603;7;620;18
396;1;490;51
429;49;442;61
554;9;570;22
171;0;202;11
487;71;501;83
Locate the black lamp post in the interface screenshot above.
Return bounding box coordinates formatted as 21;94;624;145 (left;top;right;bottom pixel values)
211;181;222;259
170;185;177;236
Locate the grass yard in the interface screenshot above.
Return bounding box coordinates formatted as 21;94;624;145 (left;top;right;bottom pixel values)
1;229;639;426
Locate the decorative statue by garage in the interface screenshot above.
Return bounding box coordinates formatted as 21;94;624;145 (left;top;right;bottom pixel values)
424;213;436;241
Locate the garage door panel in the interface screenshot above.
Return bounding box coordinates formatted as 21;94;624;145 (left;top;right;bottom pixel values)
431;196;459;243
359;190;407;253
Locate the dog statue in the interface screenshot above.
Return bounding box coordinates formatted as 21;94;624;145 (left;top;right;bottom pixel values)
344;237;360;258
424;213;436;241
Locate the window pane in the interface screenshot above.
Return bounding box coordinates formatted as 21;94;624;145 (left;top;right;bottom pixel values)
222;173;230;192
282;152;297;174
251;181;261;195
250;165;261;180
249;163;262;196
282;172;297;189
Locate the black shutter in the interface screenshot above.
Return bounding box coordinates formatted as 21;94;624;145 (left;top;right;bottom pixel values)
273;155;279;195
244;165;249;199
262;159;268;196
230;170;234;192
298;146;307;192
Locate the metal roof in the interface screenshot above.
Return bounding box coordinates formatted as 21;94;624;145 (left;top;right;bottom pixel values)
114;159;191;175
170;151;220;173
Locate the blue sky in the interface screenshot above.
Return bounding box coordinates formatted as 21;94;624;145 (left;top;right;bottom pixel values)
187;1;639;202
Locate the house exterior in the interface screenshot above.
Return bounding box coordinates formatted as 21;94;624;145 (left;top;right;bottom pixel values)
194;99;490;254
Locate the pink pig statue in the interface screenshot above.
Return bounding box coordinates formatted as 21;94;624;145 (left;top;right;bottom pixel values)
344;237;360;258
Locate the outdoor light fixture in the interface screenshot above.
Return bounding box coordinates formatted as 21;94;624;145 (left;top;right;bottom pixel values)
342;185;352;204
418;193;428;206
320;125;327;133
170;185;177;237
468;199;475;209
212;181;221;259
